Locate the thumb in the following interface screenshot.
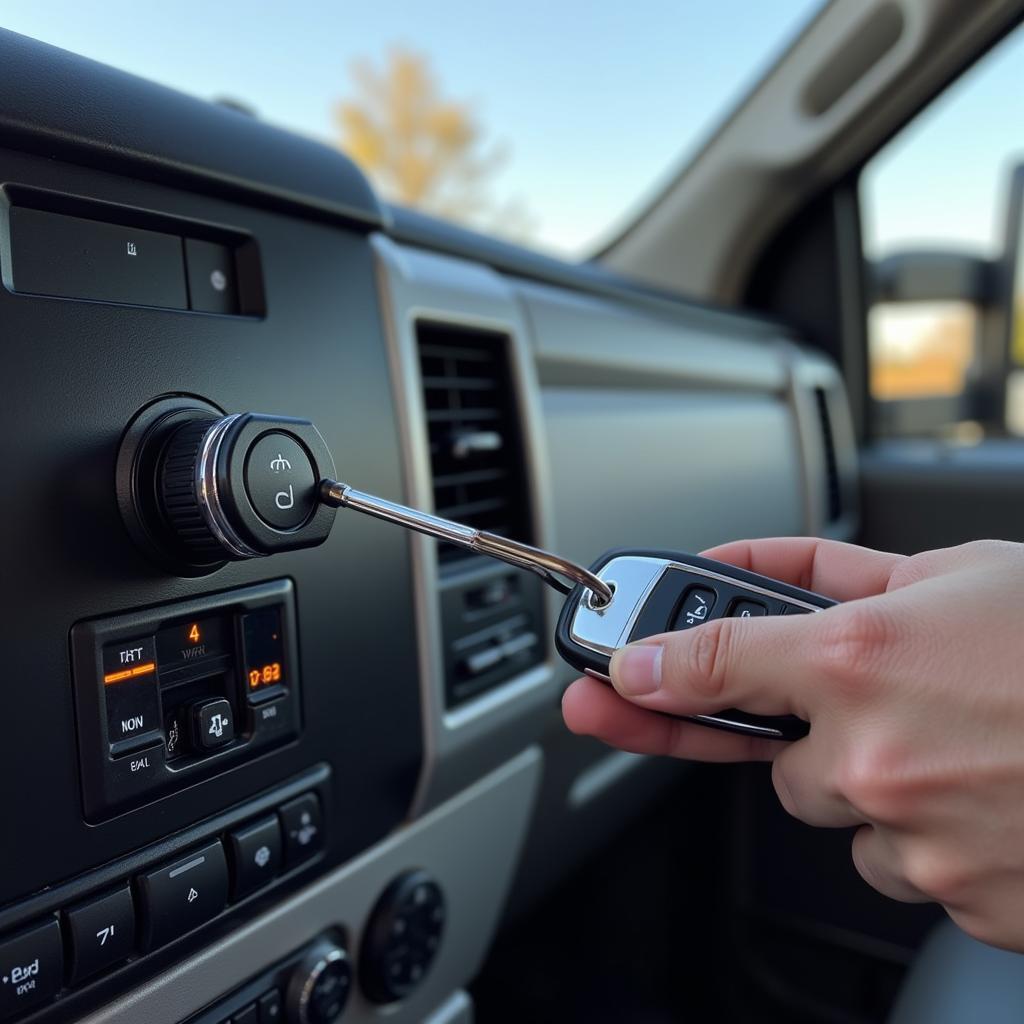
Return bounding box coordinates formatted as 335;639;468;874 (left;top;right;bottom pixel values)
609;613;823;721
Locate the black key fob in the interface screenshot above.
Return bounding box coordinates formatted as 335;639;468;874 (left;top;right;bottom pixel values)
555;549;836;741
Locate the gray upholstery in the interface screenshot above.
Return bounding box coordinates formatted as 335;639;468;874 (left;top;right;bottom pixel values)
889;920;1024;1023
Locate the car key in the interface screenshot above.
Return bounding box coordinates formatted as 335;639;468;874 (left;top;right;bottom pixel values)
321;481;834;741
554;549;836;741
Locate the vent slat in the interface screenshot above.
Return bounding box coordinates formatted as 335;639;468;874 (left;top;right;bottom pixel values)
421;376;497;391
426;408;501;423
417;321;532;566
433;467;508;488
419;343;497;363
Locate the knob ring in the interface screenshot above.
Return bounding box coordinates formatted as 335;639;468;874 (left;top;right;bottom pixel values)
290;946;350;1024
195;413;263;560
116;395;228;576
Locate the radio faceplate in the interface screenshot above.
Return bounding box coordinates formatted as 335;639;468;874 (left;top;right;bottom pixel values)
71;580;301;821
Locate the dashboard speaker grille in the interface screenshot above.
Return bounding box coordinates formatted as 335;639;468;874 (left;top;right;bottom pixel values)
416;321;533;565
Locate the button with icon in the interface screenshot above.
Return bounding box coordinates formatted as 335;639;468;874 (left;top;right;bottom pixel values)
137;841;228;950
730;599;767;618
279;793;324;866
64;886;136;984
243;433;317;531
227;816;283;900
193;697;235;751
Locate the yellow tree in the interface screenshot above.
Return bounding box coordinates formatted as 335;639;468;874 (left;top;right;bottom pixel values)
336;48;532;234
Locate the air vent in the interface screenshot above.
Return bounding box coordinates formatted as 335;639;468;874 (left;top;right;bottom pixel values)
814;386;842;523
416;321;533;565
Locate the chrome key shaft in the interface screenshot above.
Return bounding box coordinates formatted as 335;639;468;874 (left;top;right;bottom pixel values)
320;480;614;607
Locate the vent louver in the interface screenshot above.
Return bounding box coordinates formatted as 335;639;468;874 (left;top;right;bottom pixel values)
416;321;533;565
814;386;842;523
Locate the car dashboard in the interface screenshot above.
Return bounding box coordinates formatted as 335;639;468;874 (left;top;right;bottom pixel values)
0;28;858;1024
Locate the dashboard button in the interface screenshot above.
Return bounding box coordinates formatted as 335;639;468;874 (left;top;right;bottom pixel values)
193;698;235;751
9;207;187;309
0;918;62;1020
64;886;136;985
137;841;229;950
360;871;445;1004
228;816;282;900
258;988;283;1022
185;238;239;315
232;1003;258;1024
279;794;324;866
244;433;317;530
102;741;166;812
670;586;717;629
251;694;293;744
102;636;161;755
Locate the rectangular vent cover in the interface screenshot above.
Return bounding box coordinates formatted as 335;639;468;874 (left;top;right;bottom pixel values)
814;386;842;523
416;321;533;564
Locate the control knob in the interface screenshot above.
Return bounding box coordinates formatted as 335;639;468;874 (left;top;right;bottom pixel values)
118;402;337;572
286;941;352;1024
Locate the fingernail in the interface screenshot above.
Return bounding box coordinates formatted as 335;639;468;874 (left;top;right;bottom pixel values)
611;644;662;696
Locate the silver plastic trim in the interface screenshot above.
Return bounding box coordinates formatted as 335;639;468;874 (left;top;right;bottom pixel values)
781;344;859;541
195;412;262;559
371;236;559;815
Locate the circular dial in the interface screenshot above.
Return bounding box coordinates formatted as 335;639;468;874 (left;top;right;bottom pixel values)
120;407;338;571
359;869;445;1004
286;943;352;1024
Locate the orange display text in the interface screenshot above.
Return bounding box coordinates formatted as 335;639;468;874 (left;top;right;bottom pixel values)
249;662;282;688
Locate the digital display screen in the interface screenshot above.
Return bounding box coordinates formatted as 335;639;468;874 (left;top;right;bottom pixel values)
242;607;286;695
156;613;230;674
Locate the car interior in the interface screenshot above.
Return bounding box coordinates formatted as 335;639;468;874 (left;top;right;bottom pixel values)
3;0;1024;1021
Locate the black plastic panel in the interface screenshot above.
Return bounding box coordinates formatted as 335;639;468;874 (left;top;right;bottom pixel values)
71;580;301;821
0;144;422;933
0;29;382;230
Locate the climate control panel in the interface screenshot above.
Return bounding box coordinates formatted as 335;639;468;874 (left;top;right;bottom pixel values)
71;580;301;821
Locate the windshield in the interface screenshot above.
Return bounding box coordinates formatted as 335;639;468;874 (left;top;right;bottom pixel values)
4;0;822;259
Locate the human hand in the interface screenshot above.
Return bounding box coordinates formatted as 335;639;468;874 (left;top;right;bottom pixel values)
562;538;1024;950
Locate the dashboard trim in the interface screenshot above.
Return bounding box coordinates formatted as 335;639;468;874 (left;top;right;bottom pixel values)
372;235;559;815
76;748;541;1024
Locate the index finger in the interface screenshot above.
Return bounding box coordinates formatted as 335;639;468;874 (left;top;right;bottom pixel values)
702;537;904;602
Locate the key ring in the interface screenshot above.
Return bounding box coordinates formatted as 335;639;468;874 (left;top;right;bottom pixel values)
320;481;614;608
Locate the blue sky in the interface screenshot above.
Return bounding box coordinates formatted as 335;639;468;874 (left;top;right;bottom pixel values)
3;2;1022;261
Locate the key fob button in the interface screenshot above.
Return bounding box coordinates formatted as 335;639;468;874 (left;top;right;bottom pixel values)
671;587;718;629
731;599;767;618
782;604;813;615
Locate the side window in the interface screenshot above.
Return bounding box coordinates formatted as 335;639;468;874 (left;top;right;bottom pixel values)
860;27;1024;440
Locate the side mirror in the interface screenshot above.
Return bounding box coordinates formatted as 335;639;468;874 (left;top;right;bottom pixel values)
865;163;1024;438
870;250;995;305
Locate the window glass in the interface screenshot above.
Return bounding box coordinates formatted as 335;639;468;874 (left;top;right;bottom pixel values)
2;0;821;259
861;27;1024;438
